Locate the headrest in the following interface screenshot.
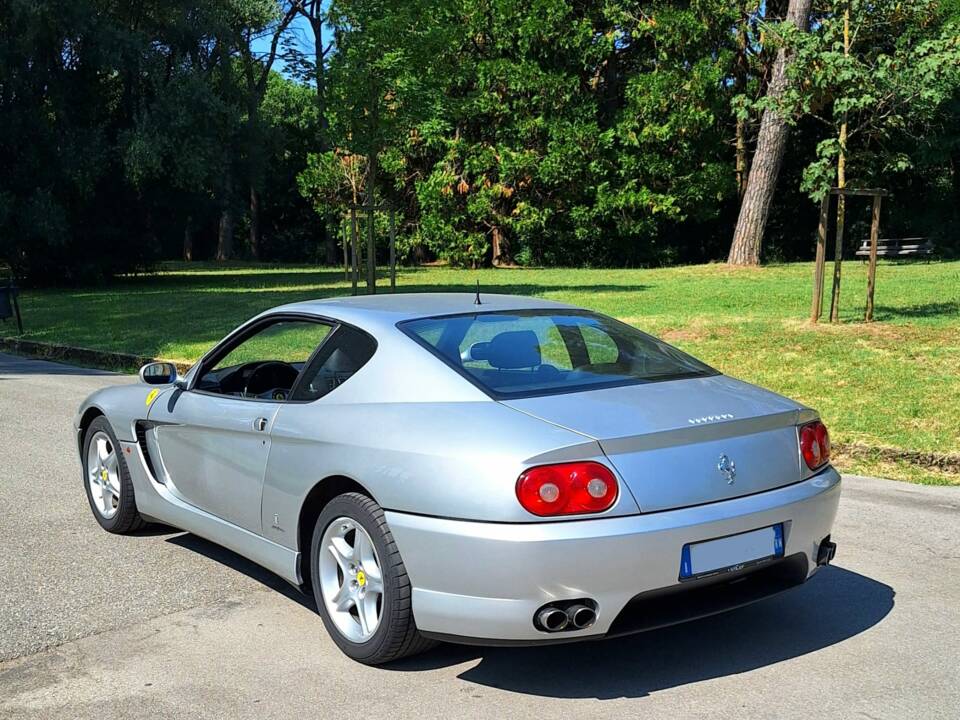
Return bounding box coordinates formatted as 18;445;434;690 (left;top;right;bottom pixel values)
485;330;541;369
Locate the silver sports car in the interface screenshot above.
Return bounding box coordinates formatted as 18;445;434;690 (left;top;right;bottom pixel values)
75;293;840;664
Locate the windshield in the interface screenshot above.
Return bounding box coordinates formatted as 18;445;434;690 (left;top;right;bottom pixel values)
399;310;716;398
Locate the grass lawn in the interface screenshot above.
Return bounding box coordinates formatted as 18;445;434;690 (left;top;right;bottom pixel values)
4;260;958;485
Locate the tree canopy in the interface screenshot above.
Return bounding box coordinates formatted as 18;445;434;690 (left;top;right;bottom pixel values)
2;0;958;283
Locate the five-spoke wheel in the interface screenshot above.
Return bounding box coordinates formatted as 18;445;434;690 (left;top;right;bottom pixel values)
87;430;121;519
318;517;385;641
310;492;435;664
81;416;145;533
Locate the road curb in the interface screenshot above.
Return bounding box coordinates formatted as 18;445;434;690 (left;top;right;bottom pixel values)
0;337;192;374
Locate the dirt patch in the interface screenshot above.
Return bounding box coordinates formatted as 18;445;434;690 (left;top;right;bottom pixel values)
834;441;960;473
659;317;734;343
782;317;920;340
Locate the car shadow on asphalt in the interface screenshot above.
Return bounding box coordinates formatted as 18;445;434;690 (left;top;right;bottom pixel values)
165;533;318;612
387;566;894;699
160;532;893;699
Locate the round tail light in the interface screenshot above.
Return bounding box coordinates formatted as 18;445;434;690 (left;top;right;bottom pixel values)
800;420;831;470
516;462;619;516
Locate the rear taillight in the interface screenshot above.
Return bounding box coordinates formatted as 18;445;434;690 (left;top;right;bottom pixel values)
516;462;619;516
799;420;831;470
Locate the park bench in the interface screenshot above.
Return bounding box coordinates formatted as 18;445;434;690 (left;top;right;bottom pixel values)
855;237;934;259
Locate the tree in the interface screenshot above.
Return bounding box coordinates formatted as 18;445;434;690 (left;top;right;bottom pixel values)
228;0;301;260
321;0;452;287
728;0;813;266
403;1;741;268
287;0;339;263
728;0;960;266
789;0;960;201
3;0;959;283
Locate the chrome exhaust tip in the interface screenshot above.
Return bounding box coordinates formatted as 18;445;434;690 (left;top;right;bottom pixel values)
536;606;570;632
567;604;597;630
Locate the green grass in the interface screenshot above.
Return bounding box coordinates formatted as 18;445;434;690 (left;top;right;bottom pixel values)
4;260;959;485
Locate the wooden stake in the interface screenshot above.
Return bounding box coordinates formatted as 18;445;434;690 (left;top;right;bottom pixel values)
865;195;882;321
829;1;851;324
389;208;396;293
349;205;359;296
367;207;376;294
366;156;377;294
811;194;829;323
828;194;846;323
341;217;349;282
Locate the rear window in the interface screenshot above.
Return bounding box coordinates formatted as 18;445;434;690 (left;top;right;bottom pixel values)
399;310;715;398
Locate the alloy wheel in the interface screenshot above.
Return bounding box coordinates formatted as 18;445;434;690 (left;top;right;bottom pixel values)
318;516;385;642
86;431;121;519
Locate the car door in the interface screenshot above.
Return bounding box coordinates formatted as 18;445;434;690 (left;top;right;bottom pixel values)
147;315;332;533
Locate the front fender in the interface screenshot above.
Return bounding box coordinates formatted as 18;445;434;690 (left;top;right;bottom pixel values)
75;383;174;447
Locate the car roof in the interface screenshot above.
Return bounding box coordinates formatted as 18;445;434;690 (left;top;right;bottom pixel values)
268;293;579;334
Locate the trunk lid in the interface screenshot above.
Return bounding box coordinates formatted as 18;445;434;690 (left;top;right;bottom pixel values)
501;375;804;512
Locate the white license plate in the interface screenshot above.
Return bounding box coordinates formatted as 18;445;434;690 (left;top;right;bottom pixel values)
680;524;784;580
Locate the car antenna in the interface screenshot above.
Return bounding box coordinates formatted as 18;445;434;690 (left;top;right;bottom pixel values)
474;279;482;305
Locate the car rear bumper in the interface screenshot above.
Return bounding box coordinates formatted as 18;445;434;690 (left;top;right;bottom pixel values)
385;468;841;643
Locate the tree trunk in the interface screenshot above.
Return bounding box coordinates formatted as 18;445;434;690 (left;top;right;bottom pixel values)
728;0;813;266
217;208;234;261
183;216;193;261
735;116;749;198
389;207;396;292
216;167;234;261
734;16;750;198
350;204;359;296
491;226;503;267
249;185;261;260
317;36;337;266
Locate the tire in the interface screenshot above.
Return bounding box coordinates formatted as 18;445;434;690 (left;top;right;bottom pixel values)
81;416;146;534
310;492;436;664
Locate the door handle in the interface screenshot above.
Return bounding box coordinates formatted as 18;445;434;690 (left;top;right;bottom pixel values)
253;417;268;432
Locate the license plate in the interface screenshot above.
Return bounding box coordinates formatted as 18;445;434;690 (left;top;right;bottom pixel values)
679;524;784;580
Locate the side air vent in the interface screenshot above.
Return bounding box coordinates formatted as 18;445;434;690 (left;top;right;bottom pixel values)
135;421;162;484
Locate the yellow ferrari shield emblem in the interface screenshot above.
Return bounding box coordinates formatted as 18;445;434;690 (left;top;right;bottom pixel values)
145;389;159;407
356;570;366;587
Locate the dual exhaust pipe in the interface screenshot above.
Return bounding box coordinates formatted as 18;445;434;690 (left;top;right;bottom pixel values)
535;601;597;633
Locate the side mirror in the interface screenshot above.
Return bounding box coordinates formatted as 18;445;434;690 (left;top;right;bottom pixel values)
139;361;179;386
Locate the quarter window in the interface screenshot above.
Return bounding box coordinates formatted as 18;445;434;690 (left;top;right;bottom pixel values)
290;325;377;401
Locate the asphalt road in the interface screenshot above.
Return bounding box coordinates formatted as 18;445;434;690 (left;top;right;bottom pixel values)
1;352;958;719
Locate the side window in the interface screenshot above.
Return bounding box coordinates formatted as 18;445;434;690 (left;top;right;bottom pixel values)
291;325;377;401
198;320;332;399
213;321;332;370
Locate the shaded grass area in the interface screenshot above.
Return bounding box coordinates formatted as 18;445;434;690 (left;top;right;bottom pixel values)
4;260;959;484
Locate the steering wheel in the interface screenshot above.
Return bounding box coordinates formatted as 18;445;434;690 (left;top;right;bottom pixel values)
243;361;300;399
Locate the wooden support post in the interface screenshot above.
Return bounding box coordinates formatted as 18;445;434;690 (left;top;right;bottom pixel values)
865;195;882;322
828;195;846;323
349;206;359;296
366;207;376;294
341;217;349;282
389;208;396;293
811;194;829;323
13;292;22;335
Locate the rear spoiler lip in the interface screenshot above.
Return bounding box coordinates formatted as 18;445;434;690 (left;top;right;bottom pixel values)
596;409;801;455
